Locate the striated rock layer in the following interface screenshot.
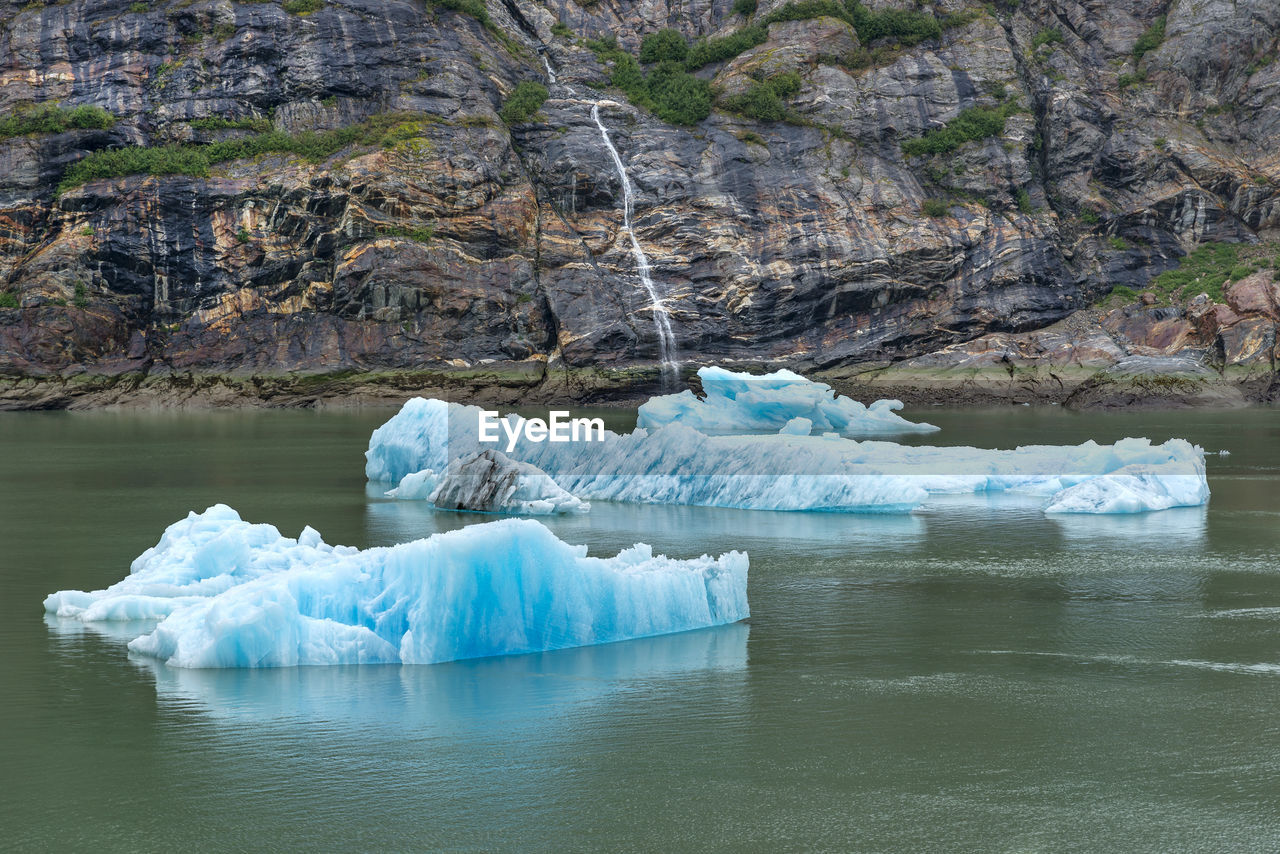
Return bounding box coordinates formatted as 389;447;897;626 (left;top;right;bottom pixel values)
0;0;1278;408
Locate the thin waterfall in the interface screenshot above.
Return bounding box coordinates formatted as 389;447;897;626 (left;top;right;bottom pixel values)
589;102;680;386
541;54;556;84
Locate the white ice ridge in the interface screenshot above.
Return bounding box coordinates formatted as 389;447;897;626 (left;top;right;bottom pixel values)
365;399;1210;515
636;366;939;436
44;505;749;668
387;449;589;515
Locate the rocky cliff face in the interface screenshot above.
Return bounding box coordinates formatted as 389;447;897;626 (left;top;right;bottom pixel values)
0;0;1277;407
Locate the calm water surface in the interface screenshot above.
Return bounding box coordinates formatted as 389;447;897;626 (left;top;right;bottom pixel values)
2;405;1279;852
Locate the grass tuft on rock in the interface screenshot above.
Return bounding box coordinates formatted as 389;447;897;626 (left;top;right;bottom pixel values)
901;102;1019;157
499;81;548;124
57;112;435;194
0;104;115;140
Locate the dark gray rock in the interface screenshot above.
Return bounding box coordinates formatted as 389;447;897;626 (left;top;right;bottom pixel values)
0;0;1276;406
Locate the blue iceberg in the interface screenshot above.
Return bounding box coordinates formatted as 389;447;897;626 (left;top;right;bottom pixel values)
367;399;1209;515
636;366;939;436
1043;471;1208;514
44;505;748;668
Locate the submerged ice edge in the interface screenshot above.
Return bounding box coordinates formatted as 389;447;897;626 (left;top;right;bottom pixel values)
367;398;1210;515
44;505;749;669
637;366;939;436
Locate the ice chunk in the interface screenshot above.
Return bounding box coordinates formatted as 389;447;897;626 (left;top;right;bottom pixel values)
636;366;939;436
369;404;927;513
367;399;1209;515
778;417;812;436
364;396;453;484
42;504;353;622
46;506;748;668
384;468;440;501
1044;472;1210;514
387;450;588;515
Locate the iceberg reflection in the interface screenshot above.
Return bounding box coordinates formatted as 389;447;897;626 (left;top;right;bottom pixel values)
365;490;927;556
1049;504;1208;549
129;623;749;728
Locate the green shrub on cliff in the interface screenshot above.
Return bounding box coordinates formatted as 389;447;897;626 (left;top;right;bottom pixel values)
901;102;1018;157
57;112;433;194
921;198;949;217
1147;242;1240;304
282;0;323;14
683;0;945;72
376;223;435;243
0;291;18;309
0;103;115;140
721;72;802;122
188;116;273;133
1099;241;1280;308
645;63;713;125
685;25;768;70
639;29;689;64
432;0;490;28
1133;15;1166;62
588;40;711;125
1031;28;1063;51
766;0;848;26
845;0;941;46
499;81;548;124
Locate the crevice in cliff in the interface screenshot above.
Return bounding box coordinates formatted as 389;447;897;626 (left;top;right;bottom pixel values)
495;0;541;44
500;133;563;377
995;12;1054;217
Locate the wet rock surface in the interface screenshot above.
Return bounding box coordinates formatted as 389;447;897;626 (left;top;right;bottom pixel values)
0;0;1277;408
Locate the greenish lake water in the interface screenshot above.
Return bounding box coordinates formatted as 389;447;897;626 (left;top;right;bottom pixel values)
2;405;1279;851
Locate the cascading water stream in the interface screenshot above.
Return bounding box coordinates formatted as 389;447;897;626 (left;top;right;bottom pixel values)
589;102;680;386
540;54;556;84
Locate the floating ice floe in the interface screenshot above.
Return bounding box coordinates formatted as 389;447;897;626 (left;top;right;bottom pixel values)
1043;472;1207;514
387;449;588;515
366;398;1209;515
44;505;748;668
636;366;939;436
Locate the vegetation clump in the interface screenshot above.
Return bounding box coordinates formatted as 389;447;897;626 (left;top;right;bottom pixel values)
1031;27;1062;51
0;104;115;140
377;223;435;243
282;0;323;14
1098;241;1280;307
844;0;941;46
588;38;712;125
0;291;18;309
57;112;433;194
921;198;949;217
684;25;768;70
499;81;548;124
595;0;958;123
188;116;273;133
1148;242;1244;304
722;72;802;122
639;29;689;64
1132;15;1166;62
683;0;947;72
901;102;1019;156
